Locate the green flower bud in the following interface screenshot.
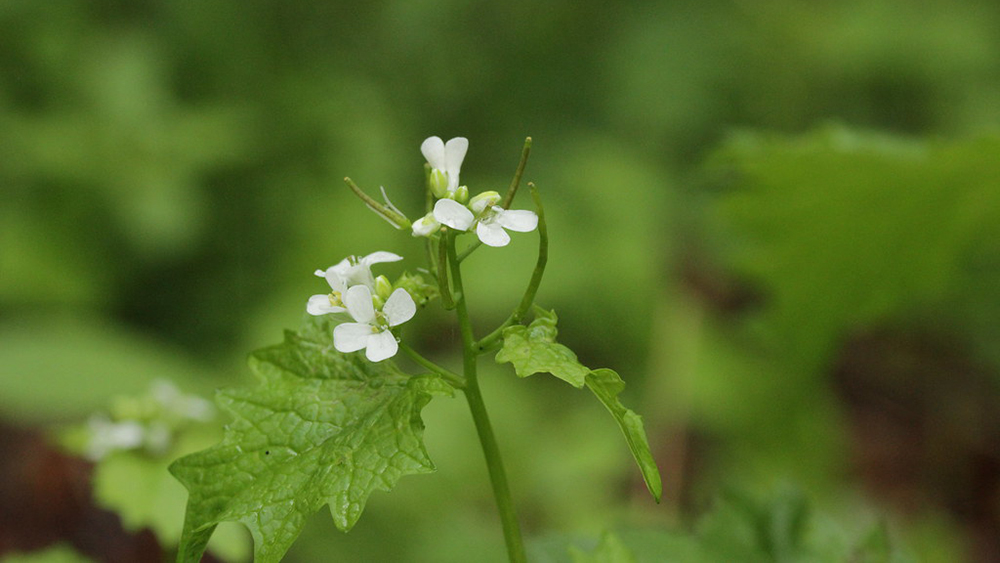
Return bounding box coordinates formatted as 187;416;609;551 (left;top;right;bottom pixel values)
374;275;393;301
411;213;440;237
469;190;501;214
429;169;450;199
393;271;439;306
454;185;469;204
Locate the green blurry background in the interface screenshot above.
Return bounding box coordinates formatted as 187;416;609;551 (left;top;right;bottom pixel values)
2;0;1000;561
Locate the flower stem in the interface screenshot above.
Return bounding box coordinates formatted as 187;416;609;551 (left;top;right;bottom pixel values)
446;232;526;563
501;137;532;210
398;342;465;388
476;183;548;354
343;177;411;229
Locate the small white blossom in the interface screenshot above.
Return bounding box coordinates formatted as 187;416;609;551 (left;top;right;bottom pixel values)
307;251;402;315
151;379;214;422
425;190;538;247
333;285;416;362
421;136;468;197
476;208;538;247
85;415;145;461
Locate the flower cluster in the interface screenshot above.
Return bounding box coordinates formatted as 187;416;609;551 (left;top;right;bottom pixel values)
309;135;538;362
412;136;538;247
307;252;416;362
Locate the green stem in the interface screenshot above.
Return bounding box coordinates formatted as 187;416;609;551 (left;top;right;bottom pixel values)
399;343;466;388
438;236;455;309
476;183;548;354
459;136;532;264
456;239;482;263
447;232;526;563
343;177;411;229
501;137;532;210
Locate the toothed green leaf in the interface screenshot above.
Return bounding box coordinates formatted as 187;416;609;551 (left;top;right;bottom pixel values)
169;316;451;563
496;308;590;388
498;309;662;502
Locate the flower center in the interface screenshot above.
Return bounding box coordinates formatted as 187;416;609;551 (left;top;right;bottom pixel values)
479;207;500;224
328;291;344;308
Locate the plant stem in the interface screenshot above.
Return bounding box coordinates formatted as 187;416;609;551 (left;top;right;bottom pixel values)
446;232;526;563
476;183;548;354
398;343;466;388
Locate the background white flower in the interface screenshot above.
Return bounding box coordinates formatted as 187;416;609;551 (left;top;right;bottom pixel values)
421;136;468;195
333;285;416;362
85;415;145;460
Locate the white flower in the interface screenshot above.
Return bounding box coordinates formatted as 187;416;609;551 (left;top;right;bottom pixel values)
476;207;538;247
85;415;145;461
307;251;402;315
333;285;416;362
421;136;468;196
425;190;538;247
151;379;214;422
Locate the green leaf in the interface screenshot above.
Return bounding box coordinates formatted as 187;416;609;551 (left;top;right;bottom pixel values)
568;531;637;563
93;442;249;562
497;309;662;502
495;308;590;388
585;369;662;503
169;316;451;563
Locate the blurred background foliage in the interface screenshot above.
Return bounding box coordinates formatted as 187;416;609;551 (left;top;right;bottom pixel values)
2;0;999;561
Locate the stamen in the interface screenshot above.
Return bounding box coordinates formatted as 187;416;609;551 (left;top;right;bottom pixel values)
328;291;344;308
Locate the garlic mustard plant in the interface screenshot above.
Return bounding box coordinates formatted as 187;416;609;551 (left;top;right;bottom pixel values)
170;134;661;563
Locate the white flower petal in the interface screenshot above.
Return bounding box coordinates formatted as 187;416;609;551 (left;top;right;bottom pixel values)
421;136;446;169
383;288;416;327
340;264;374;288
314;269;326;277
443;137;468;190
433;198;475;231
332;257;351;273
323;269;347;293
333;322;374;353
365;330;399;362
497;209;538;232
307;294;345;315
477;221;511;247
361;251;403;266
343;285;376;323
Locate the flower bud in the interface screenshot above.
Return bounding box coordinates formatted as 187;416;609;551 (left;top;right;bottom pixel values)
374;275;393;301
469;190;501;214
429;169;450;199
454;185;469;204
411;213;440;237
